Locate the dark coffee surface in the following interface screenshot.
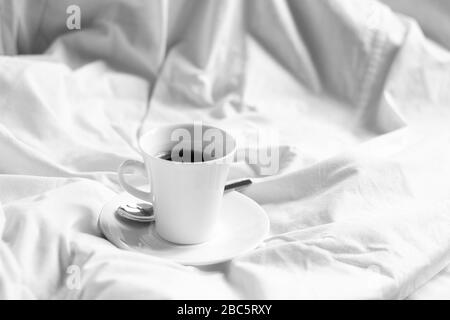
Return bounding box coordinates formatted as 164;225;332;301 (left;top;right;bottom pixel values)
156;149;205;163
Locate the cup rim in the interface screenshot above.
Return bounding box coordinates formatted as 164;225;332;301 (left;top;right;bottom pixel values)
138;123;237;165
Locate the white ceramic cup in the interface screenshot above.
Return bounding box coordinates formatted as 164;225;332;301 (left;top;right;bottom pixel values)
118;123;236;244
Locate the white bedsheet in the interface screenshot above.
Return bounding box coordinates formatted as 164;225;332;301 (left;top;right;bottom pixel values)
1;0;450;299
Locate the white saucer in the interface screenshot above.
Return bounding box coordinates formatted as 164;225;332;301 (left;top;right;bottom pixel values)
99;191;270;266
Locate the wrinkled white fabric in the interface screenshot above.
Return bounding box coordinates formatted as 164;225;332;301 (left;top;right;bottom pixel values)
1;0;450;299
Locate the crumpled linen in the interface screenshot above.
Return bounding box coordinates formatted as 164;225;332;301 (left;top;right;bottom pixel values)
1;0;450;299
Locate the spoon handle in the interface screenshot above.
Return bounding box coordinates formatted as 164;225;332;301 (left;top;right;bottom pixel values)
224;178;253;193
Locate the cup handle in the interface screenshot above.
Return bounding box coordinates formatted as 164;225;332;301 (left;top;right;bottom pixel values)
118;160;153;201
